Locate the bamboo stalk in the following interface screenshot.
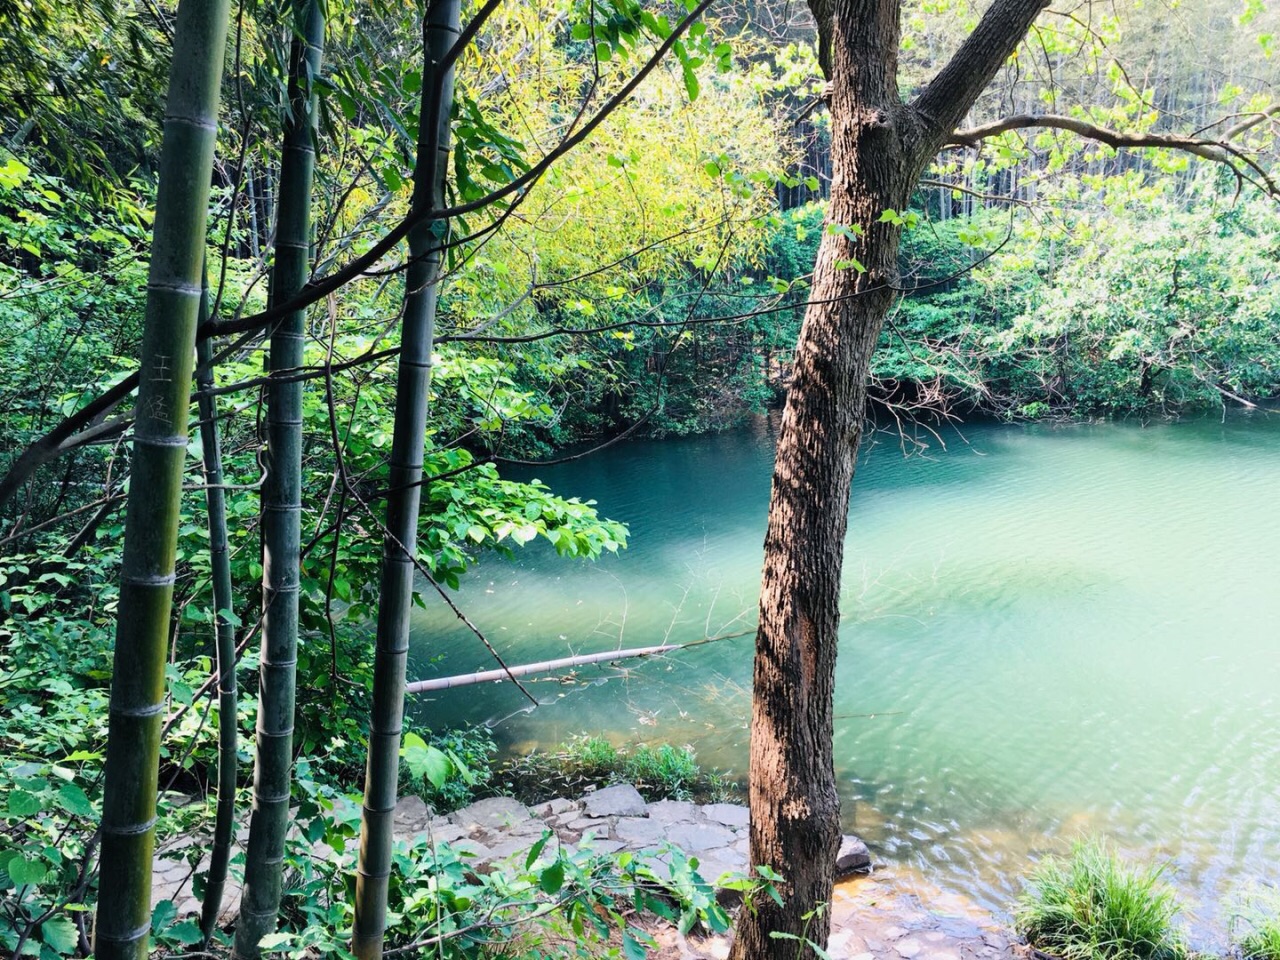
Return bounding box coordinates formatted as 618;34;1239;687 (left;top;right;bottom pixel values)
352;1;460;956
93;0;231;956
233;2;324;956
194;278;239;945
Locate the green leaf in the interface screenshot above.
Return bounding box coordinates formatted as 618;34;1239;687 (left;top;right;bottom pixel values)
38;916;78;955
524;833;549;869
539;859;565;894
9;790;40;816
682;64;700;101
56;783;94;818
170;920;204;945
9;855;49;886
403;742;452;789
622;930;647;960
151;900;177;930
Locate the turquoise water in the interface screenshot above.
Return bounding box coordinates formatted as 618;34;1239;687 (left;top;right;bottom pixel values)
408;414;1280;943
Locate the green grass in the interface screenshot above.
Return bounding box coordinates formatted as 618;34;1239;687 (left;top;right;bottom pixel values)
501;735;734;804
1013;839;1188;960
1230;884;1280;960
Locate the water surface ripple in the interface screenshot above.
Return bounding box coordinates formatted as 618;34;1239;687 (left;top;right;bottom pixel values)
409;415;1280;946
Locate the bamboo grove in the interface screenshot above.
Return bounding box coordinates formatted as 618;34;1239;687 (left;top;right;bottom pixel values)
0;0;1276;955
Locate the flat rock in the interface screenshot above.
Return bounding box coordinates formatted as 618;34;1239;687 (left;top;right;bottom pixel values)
565;817;610;833
534;797;578;818
897;938;924;958
583;783;647;818
615;816;667;846
480;836;540;863
836;834;872;875
690;852;741;882
450;796;533;832
647;799;700;825
451;838;492;860
579;838;628;855
666;821;736;854
701;803;749;828
422;823;467;845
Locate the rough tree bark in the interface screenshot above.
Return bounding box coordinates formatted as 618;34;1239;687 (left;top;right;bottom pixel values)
731;0;1049;956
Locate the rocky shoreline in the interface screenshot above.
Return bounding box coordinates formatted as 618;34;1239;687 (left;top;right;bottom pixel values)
394;783;871;884
153;784;1022;960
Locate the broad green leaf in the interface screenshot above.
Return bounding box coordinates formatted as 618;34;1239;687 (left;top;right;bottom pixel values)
9;855;49;886
38;916;77;955
56;783;94;818
9;790;40;816
539;859;565;893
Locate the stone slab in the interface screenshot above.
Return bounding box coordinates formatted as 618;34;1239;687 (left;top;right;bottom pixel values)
647;799;700;825
614;816;667;846
701;803;749;828
450;796;533;832
583;783;647;818
666;821;736;854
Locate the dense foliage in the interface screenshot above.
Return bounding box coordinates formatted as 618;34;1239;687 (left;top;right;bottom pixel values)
0;0;1276;952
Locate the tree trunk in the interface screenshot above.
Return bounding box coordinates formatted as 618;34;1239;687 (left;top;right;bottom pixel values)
731;0;1047;955
730;8;912;957
93;0;231;956
351;1;459;956
233;2;324;955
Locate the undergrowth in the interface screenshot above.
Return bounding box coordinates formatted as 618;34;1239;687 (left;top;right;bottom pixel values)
501;735;735;805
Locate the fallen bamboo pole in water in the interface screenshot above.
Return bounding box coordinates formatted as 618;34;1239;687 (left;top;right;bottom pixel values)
405;629;752;694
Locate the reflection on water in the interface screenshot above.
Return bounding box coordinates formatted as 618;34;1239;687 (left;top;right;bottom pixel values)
408;414;1280;946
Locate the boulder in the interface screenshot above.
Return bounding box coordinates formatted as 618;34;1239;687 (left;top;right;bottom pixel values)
835;834;872;875
582;783;647;818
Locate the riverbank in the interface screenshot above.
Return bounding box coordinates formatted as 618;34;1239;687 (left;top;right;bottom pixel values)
152;783;1026;960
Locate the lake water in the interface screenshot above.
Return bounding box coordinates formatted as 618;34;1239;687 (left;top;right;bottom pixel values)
407;414;1280;945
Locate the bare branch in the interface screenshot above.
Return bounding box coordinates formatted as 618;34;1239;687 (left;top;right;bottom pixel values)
947;113;1278;195
911;0;1051;151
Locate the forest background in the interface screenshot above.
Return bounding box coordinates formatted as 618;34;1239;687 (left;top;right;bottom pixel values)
0;0;1276;955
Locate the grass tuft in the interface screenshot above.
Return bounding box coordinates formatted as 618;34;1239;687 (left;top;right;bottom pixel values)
1230;884;1280;960
1014;838;1188;960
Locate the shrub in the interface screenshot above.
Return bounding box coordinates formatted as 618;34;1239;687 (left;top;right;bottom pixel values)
1013;839;1188;960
